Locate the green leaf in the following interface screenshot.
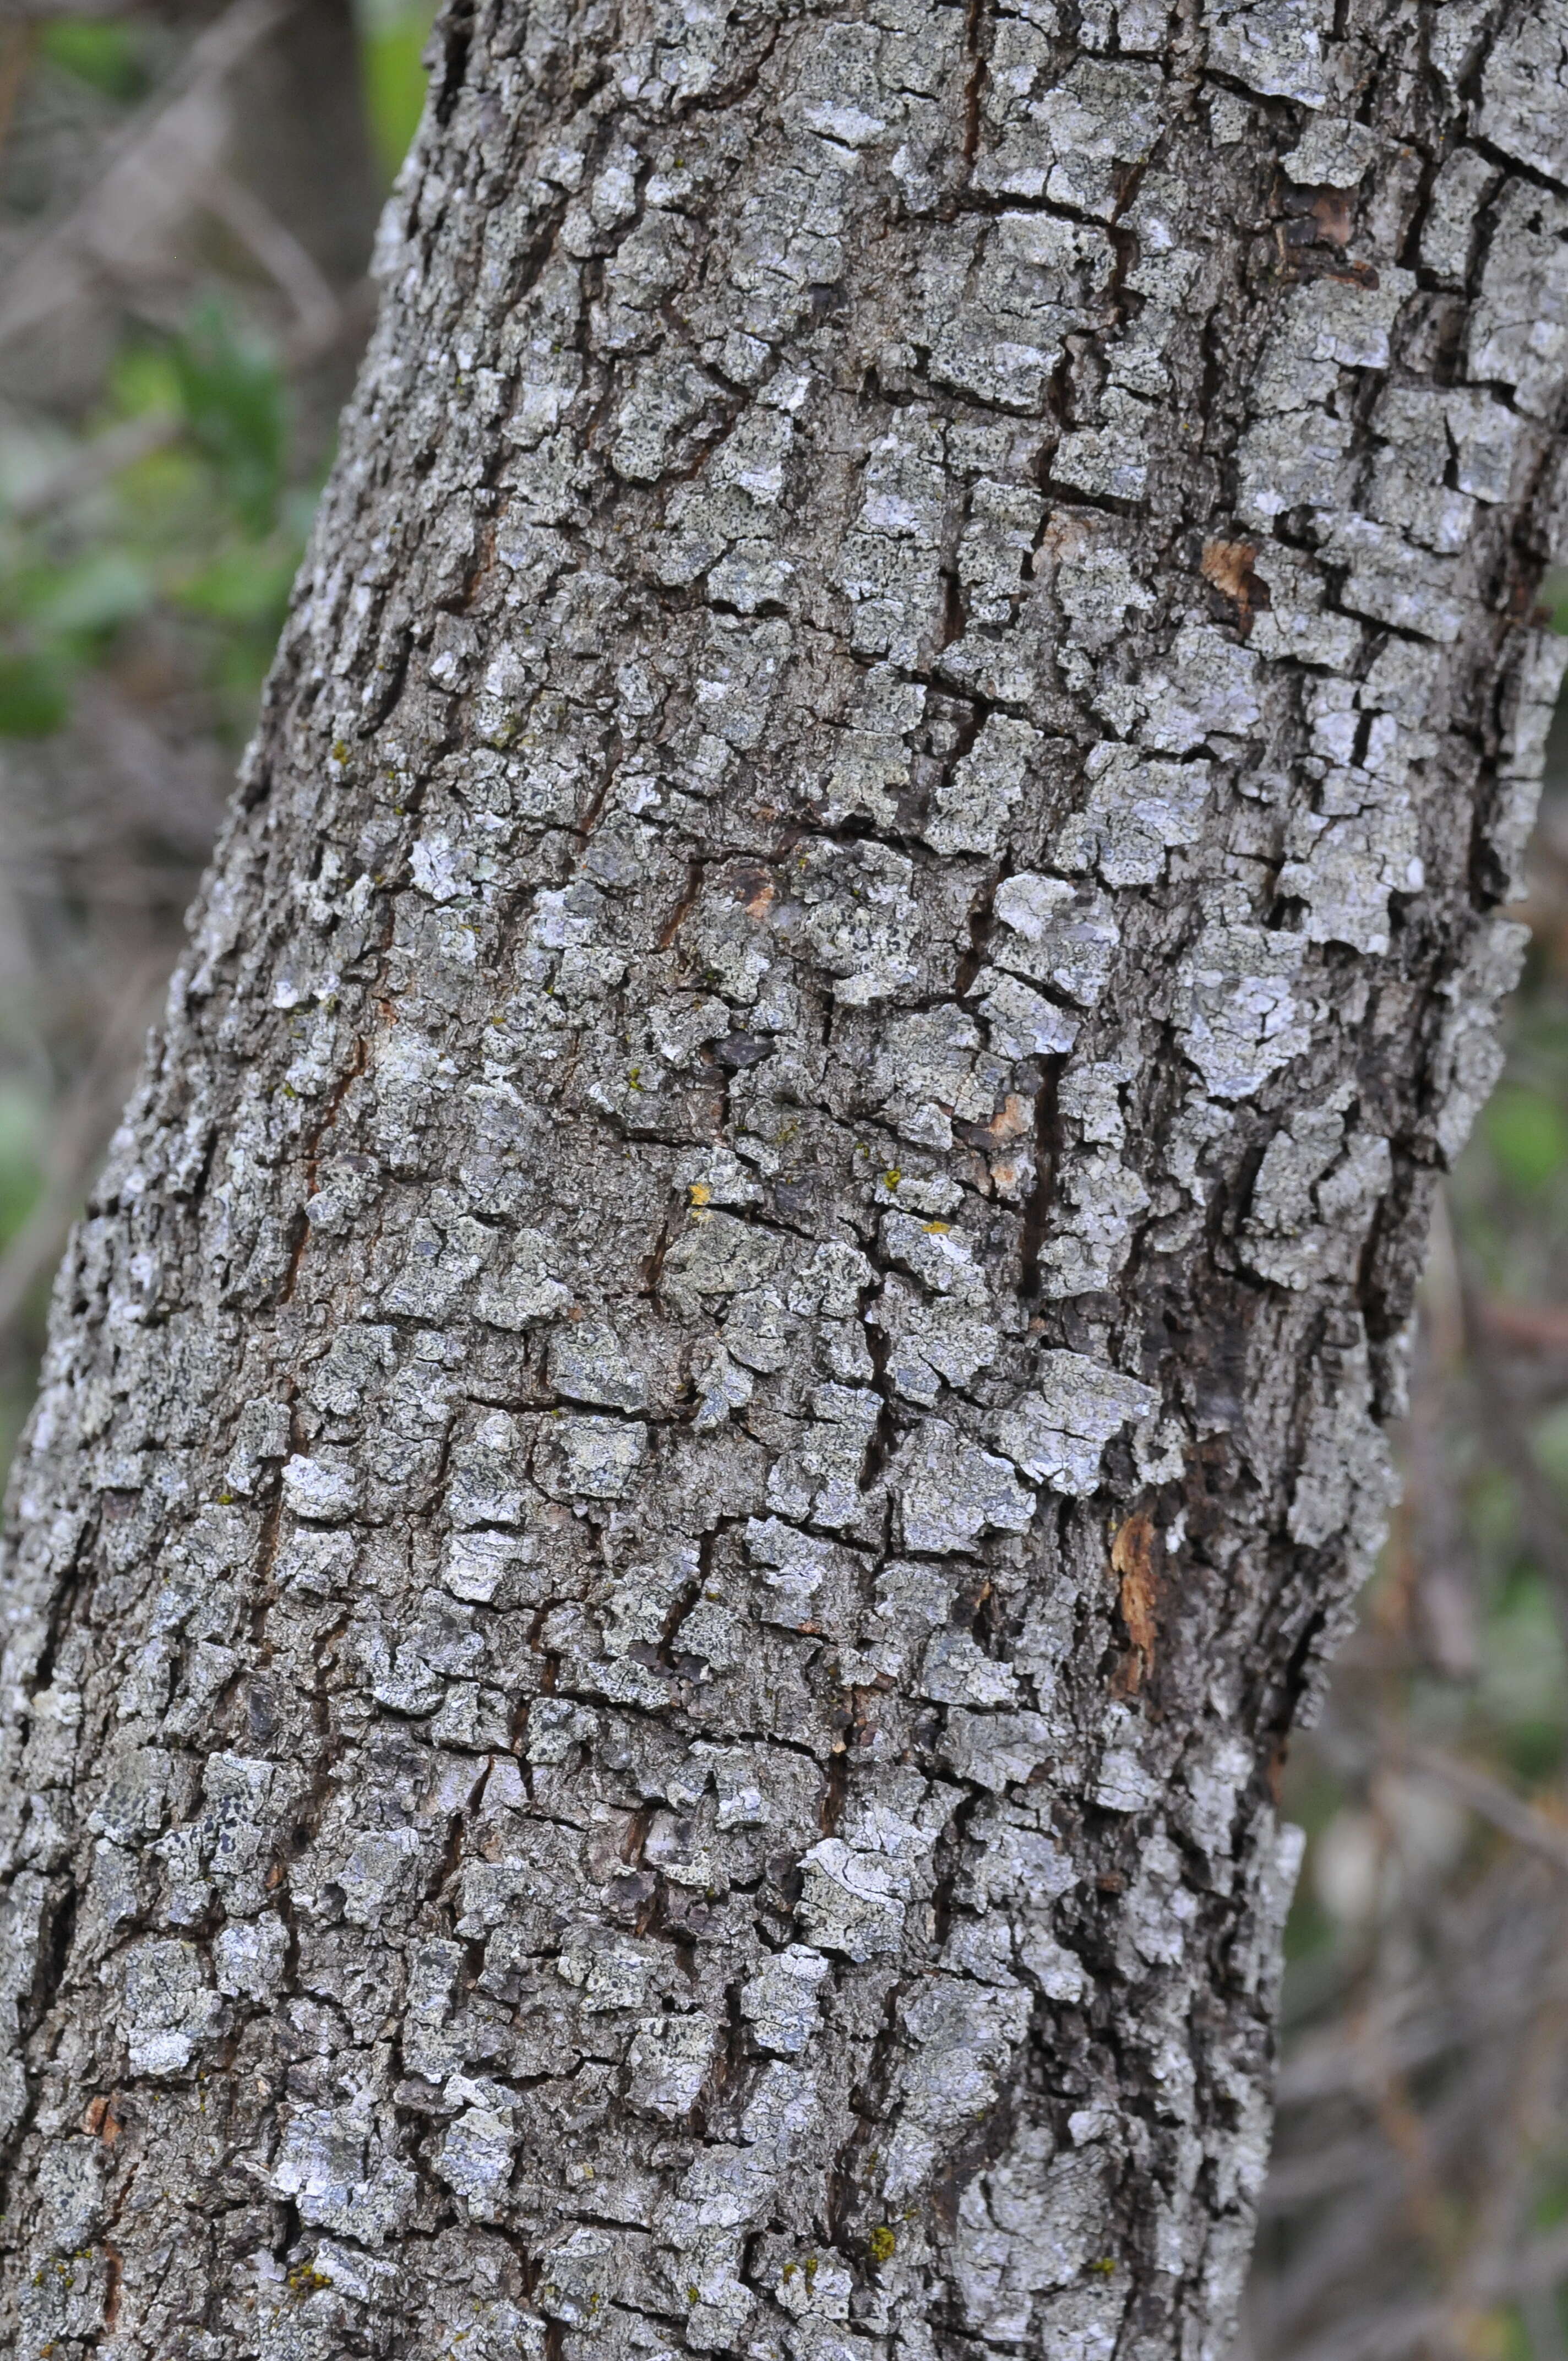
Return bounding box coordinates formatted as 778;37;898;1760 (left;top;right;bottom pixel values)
1482;1083;1568;1194
1480;1569;1568;1783
176;543;296;626
108;344;185;422
358;4;437;181
0;1084;44;1247
1532;1400;1568;1494
0;654;69;738
39;22;150;103
1541;564;1568;635
26;551;152;638
169;304;285;538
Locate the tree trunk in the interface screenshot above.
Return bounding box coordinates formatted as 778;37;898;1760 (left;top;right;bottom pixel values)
1;4;1564;2357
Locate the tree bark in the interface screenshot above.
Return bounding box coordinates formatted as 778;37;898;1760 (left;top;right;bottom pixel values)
2;4;1565;2357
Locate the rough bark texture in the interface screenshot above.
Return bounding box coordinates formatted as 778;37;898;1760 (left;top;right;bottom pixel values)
2;3;1566;2357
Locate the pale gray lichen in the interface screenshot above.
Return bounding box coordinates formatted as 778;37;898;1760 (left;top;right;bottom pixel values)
1175;918;1311;1102
996;1353;1159;1495
894;1419;1036;1554
993;872;1120;1006
116;1938;222;2076
740;1944;831;2056
1205;0;1332;104
1058;746;1212;885
797;1839;909;1960
1036;1150;1152;1297
1241;1100;1391;1291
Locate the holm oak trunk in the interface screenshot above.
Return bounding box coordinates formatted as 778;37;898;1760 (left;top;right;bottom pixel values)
3;4;1567;2358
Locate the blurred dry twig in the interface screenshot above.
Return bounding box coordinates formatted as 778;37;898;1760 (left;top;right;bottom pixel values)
0;0;292;346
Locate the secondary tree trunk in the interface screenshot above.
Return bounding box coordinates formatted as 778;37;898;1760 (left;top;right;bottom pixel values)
2;4;1565;2357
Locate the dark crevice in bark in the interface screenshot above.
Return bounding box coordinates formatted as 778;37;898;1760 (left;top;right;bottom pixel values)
1019;1058;1065;1297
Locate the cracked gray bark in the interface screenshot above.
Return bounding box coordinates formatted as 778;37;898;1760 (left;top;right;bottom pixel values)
2;2;1566;2357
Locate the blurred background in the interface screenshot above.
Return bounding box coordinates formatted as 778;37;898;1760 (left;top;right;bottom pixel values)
3;10;1568;2357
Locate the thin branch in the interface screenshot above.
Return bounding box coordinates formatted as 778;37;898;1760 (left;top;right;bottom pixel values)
0;0;295;347
5;410;180;525
1280;2222;1568;2361
1402;1742;1568;1877
198;164;341;357
1476;1297;1568;1354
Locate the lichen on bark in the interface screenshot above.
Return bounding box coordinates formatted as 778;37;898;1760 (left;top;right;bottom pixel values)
2;4;1566;2358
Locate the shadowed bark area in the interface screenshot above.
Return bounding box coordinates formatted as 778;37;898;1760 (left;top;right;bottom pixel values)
1;3;1565;2357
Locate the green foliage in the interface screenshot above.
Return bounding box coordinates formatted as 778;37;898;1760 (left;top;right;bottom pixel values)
357;3;437;181
1479;1568;1568;1781
0;302;306;745
1498;2310;1536;2361
1541;566;1568;637
27;550;153;638
1483;1081;1568;1195
0;3;437;755
176;538;302;628
108;342;183;421
37;21;150;104
0;1087;43;1251
0;653;68;739
168;305;285;538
